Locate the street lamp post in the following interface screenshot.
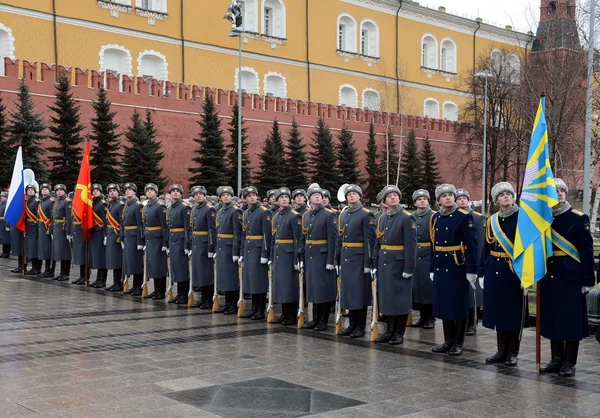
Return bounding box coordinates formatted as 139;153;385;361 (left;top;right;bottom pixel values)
474;71;493;214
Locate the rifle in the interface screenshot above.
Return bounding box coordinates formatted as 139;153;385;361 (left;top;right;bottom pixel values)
187;258;195;307
236;263;244;317
266;264;274;322
370;269;379;342
297;265;304;328
166;258;174;302
141;253;149;297
335;268;342;335
123;275;129;292
212;258;219;311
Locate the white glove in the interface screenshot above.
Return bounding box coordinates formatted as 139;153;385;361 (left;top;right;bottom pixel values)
121;242;125;249
4;227;9;232
143;245;146;251
402;272;413;278
137;245;143;251
233;256;239;263
326;264;335;271
294;263;299;271
430;273;434;281
363;267;371;274
103;237;107;246
523;287;529;296
208;252;214;258
268;260;272;266
582;286;593;294
166;248;170;255
212;253;217;260
466;273;477;289
260;257;269;264
184;249;189;256
371;268;377;276
335;265;340;275
188;250;192;259
479;277;484;289
66;235;72;242
161;246;167;252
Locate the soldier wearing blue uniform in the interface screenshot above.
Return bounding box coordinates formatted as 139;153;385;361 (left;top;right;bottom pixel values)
299;185;337;331
0;192;10;258
292;189;309;216
336;184;377;338
37;184;55;278
166;184;192;304
105;184;124;291
411;189;435;329
240;186;272;320
214;186;243;314
51;184;71;281
540;179;595;377
269;187;302;325
480;182;527;366
24;184;41;276
456;188;486;336
373;185;417;345
88;184;108;288
70;188;89;285
189;185;217;309
142;183;168;300
121;183;145;296
430;184;478;356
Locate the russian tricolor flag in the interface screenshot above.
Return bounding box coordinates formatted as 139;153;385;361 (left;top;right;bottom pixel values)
4;146;26;232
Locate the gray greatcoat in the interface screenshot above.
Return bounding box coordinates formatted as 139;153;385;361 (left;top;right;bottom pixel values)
51;196;71;261
299;206;337;304
469;210;486;308
120;198;144;275
241;203;272;294
374;208;418;315
25;196;39;260
0;199;10;245
10;224;23;257
167;200;191;283
89;197;107;270
71;222;87;266
215;203;242;292
104;198;123;269
270;206;301;304
412;208;434;305
37;196;54;260
143;198;168;278
190;201;217;287
336;205;377;310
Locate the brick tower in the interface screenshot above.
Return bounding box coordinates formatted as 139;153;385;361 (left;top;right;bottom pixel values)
532;0;581;51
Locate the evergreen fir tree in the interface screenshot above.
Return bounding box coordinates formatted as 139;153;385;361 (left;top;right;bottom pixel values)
420;134;442;199
188;95;228;193
90;88;122;186
0;94;12;189
225;104;251;189
308;118;339;194
364;122;383;203
47;75;84;187
8;79;47;180
398;129;423;206
255;119;285;195
282;118;309;191
143;109;168;190
382;128;399;186
336;124;361;185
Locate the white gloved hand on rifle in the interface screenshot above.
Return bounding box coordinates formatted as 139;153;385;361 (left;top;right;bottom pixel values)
363;267;371;274
233;255;239;263
137;245;144;251
188;250;192;259
466;273;477;290
4;227;9;232
268;260;272;266
184;249;189;256
402;272;413;279
143;245;147;251
429;272;434;281
121;242;125;249
582;286;593;294
479;277;484;289
103;236;107;246
260;257;268;264
161;246;167;252
326;264;334;271
208;252;214;259
212;253;217;260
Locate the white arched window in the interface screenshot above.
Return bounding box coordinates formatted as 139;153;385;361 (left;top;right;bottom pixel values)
0;24;16;77
264;72;287;97
337;14;357;53
100;45;132;92
506;54;520;84
136;0;167;13
443;101;458;121
235;67;260;94
237;0;259;32
339;84;358;107
137;50;168;80
362;88;380;111
424;98;440;119
360;19;379;57
440;38;456;73
262;0;286;38
491;49;504;75
422;34;437;69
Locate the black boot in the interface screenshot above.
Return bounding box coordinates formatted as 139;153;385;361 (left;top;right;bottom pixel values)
272;303;286;324
486;331;508;363
411;311;427;328
175;281;189;304
339;309;357;336
93;269;108;288
375;315;394;343
282;302;298;325
191;284;206;306
152;277;166;300
56;260;70;281
11;256;23;273
251;293;266;320
558;341;578;377
433;320;455;353
42;260;54;278
0;244;10;258
224;292;238;314
449;319;466;356
302;303;320;329
541;340;565;374
466;308;477;336
315;302;330;331
241;294;258;318
108;269;124;291
215;291;232;313
197;286;212;308
350;308;367;338
505;332;520;366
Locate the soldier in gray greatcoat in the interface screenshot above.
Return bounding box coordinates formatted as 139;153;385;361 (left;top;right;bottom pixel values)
24;185;41;276
373;186;417;345
166;184;192;304
292;189;309;216
51;185;72;281
411;189;436;329
267;189;277;213
142;183;168;300
0;192;10;258
121;183;144;296
214;186;242;314
335;184;377;338
270;187;302;325
70;188;89;285
240;186;273;320
105;184;124;291
9;222;24;273
87;185;108;288
189;185;217;309
37;184;55;278
322;189;333;211
456;188;486;336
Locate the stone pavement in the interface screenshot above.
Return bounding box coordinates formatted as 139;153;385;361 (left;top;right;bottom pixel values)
0;257;599;418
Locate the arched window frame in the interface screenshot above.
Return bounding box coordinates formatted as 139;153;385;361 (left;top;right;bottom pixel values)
490;48;504;75
362;88;381;111
506;53;521;84
424;98;440;119
440;37;457;73
261;0;286;38
263;71;287;98
136;0;167;13
421;34;438;69
359;19;379;58
136;50;169;80
99;44;133;92
237;0;259;33
337;13;357;53
235;66;260;94
442;100;458;121
339;83;358;108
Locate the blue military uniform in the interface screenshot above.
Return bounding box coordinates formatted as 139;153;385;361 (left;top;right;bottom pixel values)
0;193;11;258
190;199;217;307
121;195;144;294
412;206;435;327
167;198;192;302
142;196;168;298
105;193;124;290
25;194;41;274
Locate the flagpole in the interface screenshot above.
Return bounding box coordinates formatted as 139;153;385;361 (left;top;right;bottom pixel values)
85;241;89;286
21;231;25;276
536;282;541;375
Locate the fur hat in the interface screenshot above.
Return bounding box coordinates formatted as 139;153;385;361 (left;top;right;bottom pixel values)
344;184;363;199
491;182;515;203
435;184;457;201
412;189;430;203
555;178;568;194
381;185;401;202
275;187;291;200
456;188;470;200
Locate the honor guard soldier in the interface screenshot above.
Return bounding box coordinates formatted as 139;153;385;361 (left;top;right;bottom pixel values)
88;185;108;288
540;179;595;377
121;183;145;295
411;189;435;329
240;186;272;320
322;190;333;210
270;187;302;325
373;186;417;344
51;185;72;281
430;184;478;356
24;184;41;275
456;188;486;335
167;184;192;304
335;184;376;338
37;184;55;278
214;186;243;314
71;186;89;285
480;182;527;367
292;189;309;215
299;185;337;331
8;220;24;273
267;189;278;214
375;191;387;218
189;185;217;308
105;184;125;291
0;192;10;258
142;183;168;299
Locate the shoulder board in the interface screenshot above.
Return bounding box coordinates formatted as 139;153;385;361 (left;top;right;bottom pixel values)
325;208;335;213
572;209;584;216
66;197;72;201
259;205;268;211
291;210;298;215
136;201;142;205
402;210;411;216
472;211;482;217
233;205;239;210
207;203;213;208
50;197;55;202
35;198;40;202
458;209;469;215
183;202;190;207
101;199;106;204
361;207;370;213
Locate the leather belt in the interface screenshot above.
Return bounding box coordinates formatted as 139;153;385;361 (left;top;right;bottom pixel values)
275;239;294;244
381;245;405;251
552;250;567;257
246;235;263;240
170;228;185;232
124;225;138;230
193;231;208;236
146;226;162;231
435;245;463;252
342;242;364;248
306;239;327;245
218;233;234;239
490;250;511;259
73;221;82;225
55;219;66;223
417;242;430;248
